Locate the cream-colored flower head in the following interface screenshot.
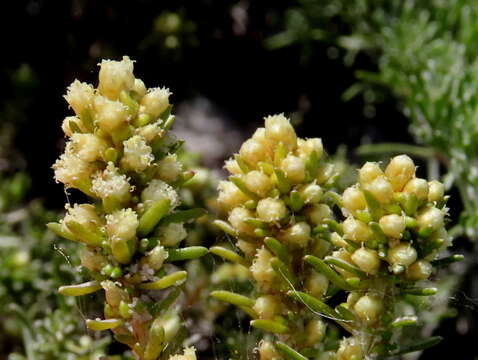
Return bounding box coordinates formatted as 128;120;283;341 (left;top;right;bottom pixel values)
141;179;180;211
121;135;154;172
64;80;95;116
91;162;131;202
98;56;135;100
141;87;171;119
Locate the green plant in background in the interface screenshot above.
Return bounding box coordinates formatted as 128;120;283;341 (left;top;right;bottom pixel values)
211;114;458;359
0;171;119;359
48;56;207;360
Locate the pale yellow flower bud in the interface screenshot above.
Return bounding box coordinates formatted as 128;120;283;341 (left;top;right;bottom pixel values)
141;87;171;118
157;154;183;183
245;170;273;197
121;135;154;172
256;198;288;222
337;338;363;360
68;133;107;162
264;114;297;150
330;232;348;249
141;179;179;211
240;139;269;167
258;340;282;360
80;248;106;272
351;247;380;275
53;152;97;188
145;245;168;270
343;217;372;243
251;247;277;291
305;319;326;346
332;249;355;278
91;162;131;203
384;155;415;191
281;154;306;184
217;181;248;212
299;182;322;204
280;222;311;247
406;260;433;281
64;80;95;116
98;56;135;100
354;294;382;324
417;207;444;232
305;272;329;298
342;186;366;214
403;178;429;202
102;280;128;307
228;207;255;236
304;203;333;225
224;158;242;175
94;95;129;133
297;138;323;159
428;180;445;203
253;295;282;320
136;121;164;142
237;239;258;258
133;78;147;98
106;209;138;241
63;203;103;235
155;223;187;247
251;127;273;156
359;162;383;185
363;175;393;204
61;116;85;137
388;243;417;268
379;214;406;238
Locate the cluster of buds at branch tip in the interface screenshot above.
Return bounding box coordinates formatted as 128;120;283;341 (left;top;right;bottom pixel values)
49;56;204;360
213;119;459;359
212;114;341;359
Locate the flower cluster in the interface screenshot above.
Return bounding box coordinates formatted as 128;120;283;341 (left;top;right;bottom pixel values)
49;56;205;360
211;114;341;357
212;117;457;359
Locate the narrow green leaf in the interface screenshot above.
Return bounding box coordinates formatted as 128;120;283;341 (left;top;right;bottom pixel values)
58;281;102;296
274;342;309;360
250;319;289;334
304;255;353;290
47;222;77;242
325;256;366;277
287;290;339;320
389;336;442;356
431;254;464;267
213;220;237;237
150;288;181;316
138;198;171;237
271;257;298;287
210;246;248;266
86;318;123;331
230;176;259;201
274;168;291;194
139;271;187;290
64;220;104;247
167;246;208;262
402;287;437;296
210;290;255;307
362;189;383;221
234;154;250;173
264;237;289;263
391;316;418;328
161;208;207;225
290;190;305;212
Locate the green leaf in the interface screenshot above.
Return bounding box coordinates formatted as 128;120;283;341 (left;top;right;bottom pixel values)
138;198;171;237
304;255;353;290
250;319;289;334
167;246;208;262
230;176;260;201
210;246;248;266
58;281;102;296
161;208;207;225
210;290;255;307
324;256;366;278
431;254;464;267
86;318;123;331
274;342;309;360
139;271;187;290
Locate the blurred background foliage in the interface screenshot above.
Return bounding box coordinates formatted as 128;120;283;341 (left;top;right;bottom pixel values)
1;0;477;359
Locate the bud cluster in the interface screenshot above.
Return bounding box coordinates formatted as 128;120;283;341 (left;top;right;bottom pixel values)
49;56;204;360
213;121;456;359
332;155;450;358
212;114;340;356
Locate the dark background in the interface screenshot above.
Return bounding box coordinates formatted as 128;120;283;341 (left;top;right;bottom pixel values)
1;1;472;358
